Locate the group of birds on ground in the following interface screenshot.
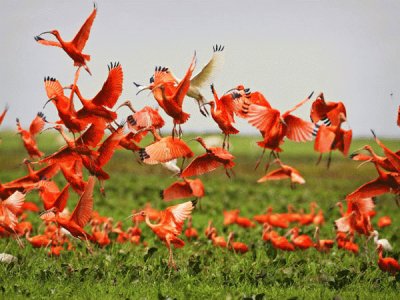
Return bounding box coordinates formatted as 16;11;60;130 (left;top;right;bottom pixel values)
0;2;399;272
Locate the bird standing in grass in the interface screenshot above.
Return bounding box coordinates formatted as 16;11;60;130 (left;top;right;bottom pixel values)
134;200;197;269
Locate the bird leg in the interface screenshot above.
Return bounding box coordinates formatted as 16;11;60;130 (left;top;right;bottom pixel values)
180;158;186;170
178;125;183;139
254;148;267;170
327;151;332;169
69;66;82;105
222;135;227;149
198;101;209;117
264;151;275;172
316;153;323;166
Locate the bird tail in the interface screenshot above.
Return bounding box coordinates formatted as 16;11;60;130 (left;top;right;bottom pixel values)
176;112;190;124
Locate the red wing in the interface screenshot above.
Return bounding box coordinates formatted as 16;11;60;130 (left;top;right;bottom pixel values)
71;4;97;52
52;184;70;212
314;126;335;153
173;54;196;107
257;168;290;183
189;179;205;197
219;94;236;123
131;107;165;129
210;147;235;161
284;115;314;142
39;147;78;165
246;105;280;132
348;197;375;214
35;37;61;48
36;164;60;181
92;63;123;108
96;127;124;167
70;176;95;228
44;77;64;99
143;137;193;164
153;68;176;85
342;129;352;156
249;92;271;108
181;154;223;177
374;133;400;172
326;101;347;126
29;113;46;137
334;215;351;232
162;181;194;201
78;120;106;148
0;105;9;126
2;191;25;215
162;200;196;233
346;178;392;201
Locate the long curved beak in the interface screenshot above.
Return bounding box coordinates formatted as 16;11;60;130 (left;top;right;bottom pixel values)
43;98;55;109
201;102;212;107
224;88;237;95
134;82;151;95
39;31;54;36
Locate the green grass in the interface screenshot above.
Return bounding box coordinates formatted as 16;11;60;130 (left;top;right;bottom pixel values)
0;131;399;299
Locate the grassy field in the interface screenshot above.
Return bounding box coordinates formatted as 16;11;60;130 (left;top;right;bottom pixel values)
0;130;399;299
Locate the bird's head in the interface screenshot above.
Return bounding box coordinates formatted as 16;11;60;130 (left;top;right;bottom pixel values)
39;30;59;37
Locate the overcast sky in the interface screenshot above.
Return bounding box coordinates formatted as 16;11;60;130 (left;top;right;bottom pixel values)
1;0;399;137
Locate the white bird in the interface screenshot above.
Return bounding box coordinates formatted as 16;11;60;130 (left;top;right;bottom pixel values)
169;45;225;116
371;230;393;251
161;159;181;175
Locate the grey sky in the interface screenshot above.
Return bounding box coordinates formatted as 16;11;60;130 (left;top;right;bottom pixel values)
1;0;399;137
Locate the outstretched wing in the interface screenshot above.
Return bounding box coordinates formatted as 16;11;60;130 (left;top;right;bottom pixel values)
181;154;223;178
284;115;314;142
34;36;61;48
161;200;196;234
71;4;97;52
29;112;46;137
92;62;123;108
246;104;280;132
190;45;224;89
142;137;193;165
70;176;95;228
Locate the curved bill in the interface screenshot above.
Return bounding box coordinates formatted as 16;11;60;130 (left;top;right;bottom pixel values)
43;98;55;109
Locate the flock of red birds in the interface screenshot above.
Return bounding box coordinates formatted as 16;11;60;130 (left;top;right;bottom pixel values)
0;3;399;272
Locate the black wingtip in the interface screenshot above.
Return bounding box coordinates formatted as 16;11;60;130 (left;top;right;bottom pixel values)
159;190;164;199
191;199;198;207
370;129;376;138
308;91;315;99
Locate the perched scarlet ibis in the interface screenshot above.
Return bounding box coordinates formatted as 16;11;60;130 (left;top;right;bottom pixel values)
16;113;46;158
314;227;334;252
270;235;295;251
377;244;400;275
299;202;318;226
181;136;235;178
227;232;248;254
34;3;97;75
288;227;314;250
135;200;197;268
377;216;391;228
184;216;198;240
